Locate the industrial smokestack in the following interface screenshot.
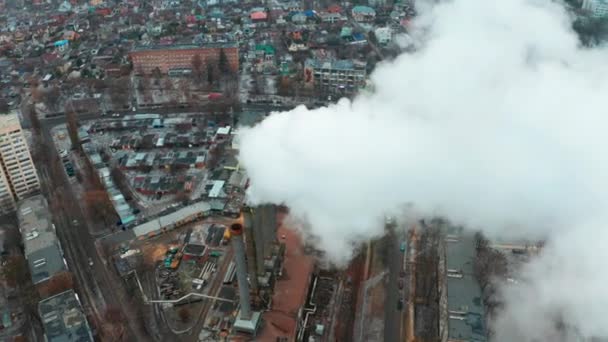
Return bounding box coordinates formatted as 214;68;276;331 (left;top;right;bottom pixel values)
230;223;252;320
242;209;259;293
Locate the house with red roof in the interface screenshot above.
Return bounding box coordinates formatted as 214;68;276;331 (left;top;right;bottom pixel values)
251;11;268;22
327;4;342;13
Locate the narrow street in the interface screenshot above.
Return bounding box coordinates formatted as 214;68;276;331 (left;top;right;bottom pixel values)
32;121;151;341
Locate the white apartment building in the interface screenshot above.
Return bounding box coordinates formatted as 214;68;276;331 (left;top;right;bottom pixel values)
304;58;367;95
0;112;40;214
582;0;608;17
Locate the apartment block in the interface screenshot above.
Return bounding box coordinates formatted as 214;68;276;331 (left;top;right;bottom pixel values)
38;290;94;342
304;58;367;95
129;43;239;75
17;195;68;291
0;112;40;214
583;0;608;17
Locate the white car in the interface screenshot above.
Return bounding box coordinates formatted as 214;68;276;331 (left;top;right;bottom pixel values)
88;258;94;267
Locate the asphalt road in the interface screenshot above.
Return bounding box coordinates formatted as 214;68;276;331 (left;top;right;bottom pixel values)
40;103;298;129
35;123;150;341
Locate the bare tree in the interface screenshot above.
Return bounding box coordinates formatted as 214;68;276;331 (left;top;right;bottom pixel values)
108;77;130;110
250;72;264;95
84;189;117;227
163;77;174;94
473;232;508;321
65;106;81;151
218;48;230;74
110;166;135;202
178;308;191;323
175;190;191;204
191;54;203;83
277;75;294;96
1;255;28;288
152;67;162;85
206;63;215;87
40;272;74;298
206;142;226;170
41;86;61;110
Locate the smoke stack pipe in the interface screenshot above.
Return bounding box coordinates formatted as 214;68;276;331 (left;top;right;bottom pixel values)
242;209;259;293
230;223;252;320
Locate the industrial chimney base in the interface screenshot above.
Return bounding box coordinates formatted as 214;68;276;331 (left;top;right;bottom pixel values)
233;310;262;335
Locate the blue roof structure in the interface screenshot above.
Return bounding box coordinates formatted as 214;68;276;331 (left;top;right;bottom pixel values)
352;5;375;15
54;40;69;47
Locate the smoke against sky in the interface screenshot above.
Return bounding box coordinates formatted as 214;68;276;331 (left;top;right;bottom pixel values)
239;0;608;339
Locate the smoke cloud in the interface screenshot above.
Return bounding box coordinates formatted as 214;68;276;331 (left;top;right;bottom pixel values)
238;0;608;339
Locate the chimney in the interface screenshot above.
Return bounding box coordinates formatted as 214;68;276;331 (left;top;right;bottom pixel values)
230;223;252;320
242;209;259;293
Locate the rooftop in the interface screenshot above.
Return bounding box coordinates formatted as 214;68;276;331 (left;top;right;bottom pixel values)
258;225;314;340
0;111;21;132
17;195;67;284
132;42;237;52
132;201;211;237
305;58;366;71
445;228;486;342
38;290;94;342
352;5;376;14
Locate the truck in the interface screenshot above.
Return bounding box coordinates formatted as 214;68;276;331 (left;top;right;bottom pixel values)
222;229;231;245
170;252;182;269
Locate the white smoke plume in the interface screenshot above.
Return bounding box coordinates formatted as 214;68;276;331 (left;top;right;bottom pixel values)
238;0;608;339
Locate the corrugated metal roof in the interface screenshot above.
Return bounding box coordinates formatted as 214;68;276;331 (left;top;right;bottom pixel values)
133;201;211;237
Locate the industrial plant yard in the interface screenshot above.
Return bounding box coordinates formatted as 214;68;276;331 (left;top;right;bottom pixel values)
3;0;602;339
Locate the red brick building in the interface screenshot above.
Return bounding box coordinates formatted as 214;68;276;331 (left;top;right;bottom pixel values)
129;44;239;75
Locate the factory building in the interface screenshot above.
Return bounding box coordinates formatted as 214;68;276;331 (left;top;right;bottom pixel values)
441;230;486;342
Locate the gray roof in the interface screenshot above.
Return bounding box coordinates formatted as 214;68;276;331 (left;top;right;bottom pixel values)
445;229;486;341
305;58;367;71
27;245;66;284
17;195;67;284
133;201;211;237
38;290;94;342
132;42;237;52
